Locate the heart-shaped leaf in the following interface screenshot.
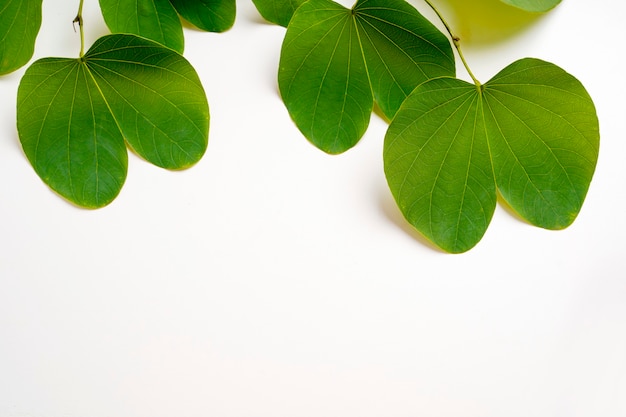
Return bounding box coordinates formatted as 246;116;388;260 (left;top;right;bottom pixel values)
384;58;599;253
99;0;184;53
17;34;209;208
278;0;455;154
251;0;305;27
500;0;562;12
0;0;43;75
169;0;235;33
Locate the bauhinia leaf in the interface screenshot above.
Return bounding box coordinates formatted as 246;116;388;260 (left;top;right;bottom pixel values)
278;0;455;154
251;0;305;27
499;0;562;12
99;0;184;53
17;34;209;208
384;58;599;253
0;0;43;75
169;0;236;33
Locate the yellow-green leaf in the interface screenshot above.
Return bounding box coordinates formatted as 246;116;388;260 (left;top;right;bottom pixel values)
500;0;561;12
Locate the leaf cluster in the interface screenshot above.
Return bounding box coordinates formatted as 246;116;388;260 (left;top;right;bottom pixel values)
256;0;599;253
0;0;600;253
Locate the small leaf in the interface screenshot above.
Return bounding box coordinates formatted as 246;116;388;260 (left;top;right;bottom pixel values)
278;0;455;154
499;0;561;12
251;0;305;27
385;59;599;252
0;0;43;75
99;0;184;53
169;0;236;33
17;34;209;208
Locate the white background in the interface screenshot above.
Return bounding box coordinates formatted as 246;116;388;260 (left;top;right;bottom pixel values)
1;0;625;416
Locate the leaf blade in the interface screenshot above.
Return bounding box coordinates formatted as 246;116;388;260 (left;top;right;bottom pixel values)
251;0;305;27
354;0;455;119
169;0;236;33
99;0;184;53
384;78;496;253
85;34;209;170
0;0;43;75
484;58;599;229
278;0;372;154
17;58;128;208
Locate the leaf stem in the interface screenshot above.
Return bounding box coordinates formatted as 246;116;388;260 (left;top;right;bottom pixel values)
423;0;481;89
73;0;85;58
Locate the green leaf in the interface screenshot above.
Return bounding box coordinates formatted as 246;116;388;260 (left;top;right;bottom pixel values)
355;0;456;119
384;58;599;253
251;0;305;27
499;0;561;12
169;0;236;33
85;35;209;169
0;0;43;75
278;0;455;154
99;0;184;53
17;58;128;208
17;34;209;208
278;0;371;154
384;78;496;253
484;58;599;229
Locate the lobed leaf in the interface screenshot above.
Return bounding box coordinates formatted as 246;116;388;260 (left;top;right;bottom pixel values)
17;34;210;208
499;0;562;12
278;0;455;154
99;0;184;53
170;0;235;33
0;0;43;75
385;59;599;252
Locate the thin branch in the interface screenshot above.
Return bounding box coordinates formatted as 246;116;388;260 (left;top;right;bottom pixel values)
423;0;481;88
74;0;85;58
